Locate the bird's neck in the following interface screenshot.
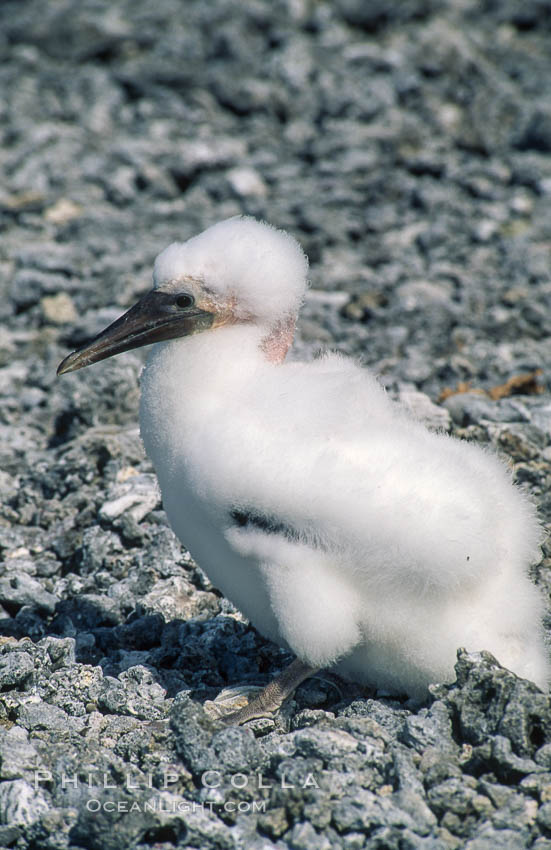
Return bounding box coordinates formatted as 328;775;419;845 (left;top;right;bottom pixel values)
142;324;279;413
139;323;286;480
259;316;296;363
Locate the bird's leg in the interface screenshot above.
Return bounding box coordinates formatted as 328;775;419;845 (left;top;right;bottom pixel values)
222;658;319;725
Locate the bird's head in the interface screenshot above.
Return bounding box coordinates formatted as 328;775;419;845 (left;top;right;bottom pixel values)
57;217;308;375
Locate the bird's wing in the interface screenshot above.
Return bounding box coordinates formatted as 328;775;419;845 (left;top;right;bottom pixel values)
186;354;515;600
172;351;538;669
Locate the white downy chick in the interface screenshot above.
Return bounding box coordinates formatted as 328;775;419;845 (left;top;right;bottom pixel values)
58;216;549;721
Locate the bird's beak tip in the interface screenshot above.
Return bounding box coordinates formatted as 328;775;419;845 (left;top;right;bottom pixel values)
56;355;77;376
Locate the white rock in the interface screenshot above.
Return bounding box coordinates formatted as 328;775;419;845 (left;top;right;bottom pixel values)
398;390;452;432
226;167;267;197
99;473;160;521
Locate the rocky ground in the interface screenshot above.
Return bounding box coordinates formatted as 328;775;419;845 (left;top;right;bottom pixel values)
1;0;551;847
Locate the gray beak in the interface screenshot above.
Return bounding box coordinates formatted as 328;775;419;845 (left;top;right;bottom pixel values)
57;289;213;375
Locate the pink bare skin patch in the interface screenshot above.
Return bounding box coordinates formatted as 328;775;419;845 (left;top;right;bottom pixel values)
261;316;297;363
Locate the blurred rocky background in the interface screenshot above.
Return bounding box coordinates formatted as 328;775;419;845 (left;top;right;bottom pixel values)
1;0;551;847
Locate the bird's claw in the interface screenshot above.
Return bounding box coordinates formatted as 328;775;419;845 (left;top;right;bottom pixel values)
203;685;267;724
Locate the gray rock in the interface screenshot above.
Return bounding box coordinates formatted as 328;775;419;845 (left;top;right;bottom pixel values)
517;109;551;153
39;636;76;667
398;829;459;850
287;820;331;850
392;744;425;796
332;789;416;833
17;701;86;734
0;726;43;780
293;728;358;761
170;694;223;776
0;651;34;689
465;828;529;850
341;833;367;850
0;572;58;614
427;776;480;820
419;749;463;789
436;649;551;759
10;270;76;311
535;743;551;769
0;779;49;827
392;789;437;835
489;735;542;779
209;725;265;773
399;701;457;754
537;802;551;832
443;393;530;427
0;825;22;847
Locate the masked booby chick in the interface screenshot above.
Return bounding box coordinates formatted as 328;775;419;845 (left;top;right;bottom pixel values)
58;216;549;723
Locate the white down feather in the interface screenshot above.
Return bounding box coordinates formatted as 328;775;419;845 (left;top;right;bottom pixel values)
139;217;548;700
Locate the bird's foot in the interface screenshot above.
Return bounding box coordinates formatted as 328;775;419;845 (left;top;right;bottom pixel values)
207;658;319;725
204;685;265;723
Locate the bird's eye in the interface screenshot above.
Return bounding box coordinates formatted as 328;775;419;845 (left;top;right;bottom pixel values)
175;294;194;309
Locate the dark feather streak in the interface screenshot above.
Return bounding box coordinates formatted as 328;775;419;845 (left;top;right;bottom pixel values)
229;508;328;551
230;508;302;542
